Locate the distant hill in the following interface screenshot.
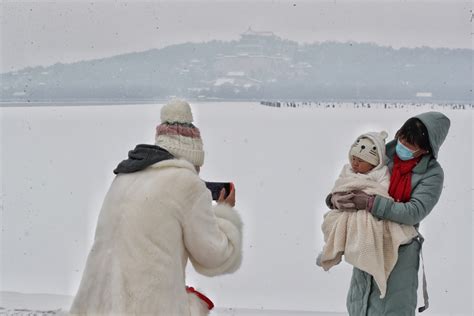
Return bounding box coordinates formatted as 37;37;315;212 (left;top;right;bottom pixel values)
1;29;472;103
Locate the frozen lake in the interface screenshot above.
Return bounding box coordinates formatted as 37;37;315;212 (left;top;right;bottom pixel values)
0;292;346;315
1;102;472;315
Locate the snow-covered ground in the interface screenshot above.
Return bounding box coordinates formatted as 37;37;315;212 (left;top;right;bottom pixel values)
1;102;472;315
0;292;71;315
0;292;344;315
0;291;461;316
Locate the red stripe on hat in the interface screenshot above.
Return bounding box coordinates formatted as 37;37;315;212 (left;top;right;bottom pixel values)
156;124;201;138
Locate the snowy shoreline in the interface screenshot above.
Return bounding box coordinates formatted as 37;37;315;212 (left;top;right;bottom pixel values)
1;100;472;109
260;100;472;110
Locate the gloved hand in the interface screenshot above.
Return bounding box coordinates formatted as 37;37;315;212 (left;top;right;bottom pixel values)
350;190;375;211
330;192;356;210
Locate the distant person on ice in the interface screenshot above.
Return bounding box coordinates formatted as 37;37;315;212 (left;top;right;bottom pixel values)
328;112;450;315
317;130;418;299
70;100;243;316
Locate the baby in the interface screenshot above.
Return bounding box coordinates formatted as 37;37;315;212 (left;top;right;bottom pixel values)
316;131;418;299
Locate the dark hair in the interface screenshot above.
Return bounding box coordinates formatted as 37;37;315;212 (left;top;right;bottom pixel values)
395;118;431;152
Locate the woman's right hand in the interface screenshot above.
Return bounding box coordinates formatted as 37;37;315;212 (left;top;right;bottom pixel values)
331;192;356;210
218;183;236;207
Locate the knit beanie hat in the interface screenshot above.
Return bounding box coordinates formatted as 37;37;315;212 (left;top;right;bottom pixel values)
349;131;388;168
155;99;205;167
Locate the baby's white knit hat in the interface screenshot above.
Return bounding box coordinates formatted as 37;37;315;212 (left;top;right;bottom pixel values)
349;131;388;168
155;99;205;167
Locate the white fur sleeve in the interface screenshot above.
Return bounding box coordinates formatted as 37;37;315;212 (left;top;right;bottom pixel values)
183;190;243;277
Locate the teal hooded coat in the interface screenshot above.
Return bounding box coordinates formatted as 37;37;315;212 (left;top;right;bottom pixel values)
346;112;450;316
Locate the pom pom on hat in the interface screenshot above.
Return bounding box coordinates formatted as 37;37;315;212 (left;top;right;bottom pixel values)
161;99;194;124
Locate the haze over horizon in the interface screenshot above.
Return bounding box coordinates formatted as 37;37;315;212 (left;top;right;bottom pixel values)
1;0;472;72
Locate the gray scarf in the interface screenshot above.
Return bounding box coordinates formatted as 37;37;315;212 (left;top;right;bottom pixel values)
113;144;174;174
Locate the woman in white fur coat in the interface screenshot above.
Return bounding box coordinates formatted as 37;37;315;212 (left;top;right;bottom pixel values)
70;100;243;316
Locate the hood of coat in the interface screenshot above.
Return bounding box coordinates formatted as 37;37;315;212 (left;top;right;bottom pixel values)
413;111;450;159
113;144;175;174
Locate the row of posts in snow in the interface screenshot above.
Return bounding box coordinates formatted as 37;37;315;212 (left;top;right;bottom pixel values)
260;101;471;110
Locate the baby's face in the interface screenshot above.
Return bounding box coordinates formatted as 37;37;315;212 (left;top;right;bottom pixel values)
351;156;375;174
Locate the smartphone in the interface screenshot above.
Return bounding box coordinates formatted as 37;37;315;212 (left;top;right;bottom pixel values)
205;181;232;201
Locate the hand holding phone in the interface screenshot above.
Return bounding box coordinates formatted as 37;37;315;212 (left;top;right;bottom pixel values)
205;181;235;207
205;182;231;200
217;182;235;207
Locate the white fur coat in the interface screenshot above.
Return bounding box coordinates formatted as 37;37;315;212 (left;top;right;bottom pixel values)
70;159;243;315
319;164;418;298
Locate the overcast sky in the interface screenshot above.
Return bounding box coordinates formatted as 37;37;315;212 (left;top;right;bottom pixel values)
1;0;472;72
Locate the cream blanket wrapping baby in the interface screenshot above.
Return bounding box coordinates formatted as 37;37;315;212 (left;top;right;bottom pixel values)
318;164;418;298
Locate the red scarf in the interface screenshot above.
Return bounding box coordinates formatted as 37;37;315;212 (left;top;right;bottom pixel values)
388;155;422;202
